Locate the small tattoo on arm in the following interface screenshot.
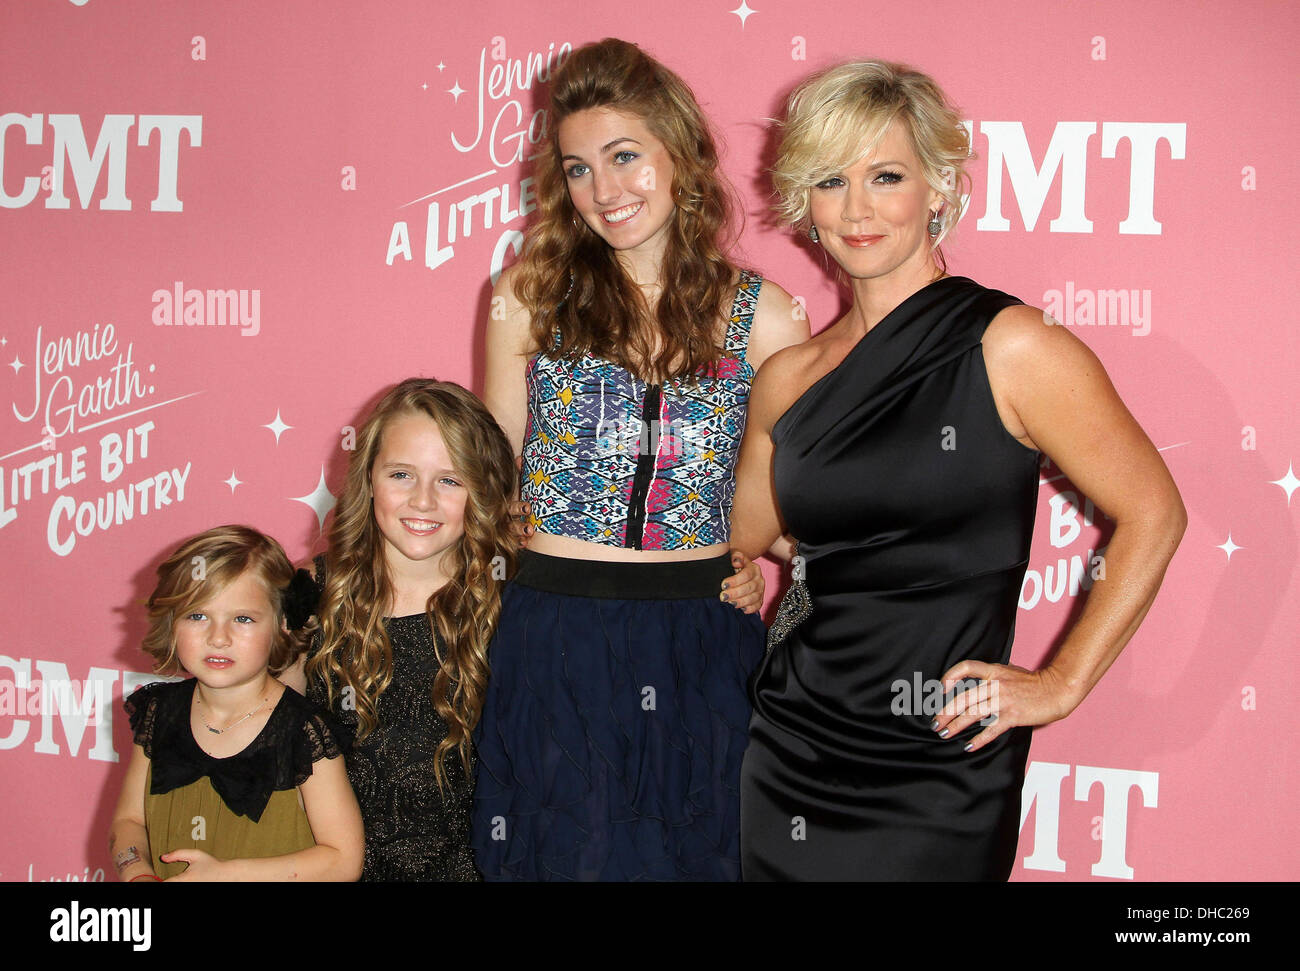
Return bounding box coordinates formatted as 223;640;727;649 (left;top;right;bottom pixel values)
113;845;143;873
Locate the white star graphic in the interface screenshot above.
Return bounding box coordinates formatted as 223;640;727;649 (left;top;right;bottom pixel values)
1215;534;1243;561
730;0;758;27
421;82;428;91
223;470;243;494
448;80;466;101
8;355;22;374
0;336;7;346
263;409;293;444
291;466;337;532
1269;462;1299;506
437;61;446;72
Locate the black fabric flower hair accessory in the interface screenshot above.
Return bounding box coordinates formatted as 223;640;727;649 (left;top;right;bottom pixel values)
281;568;319;631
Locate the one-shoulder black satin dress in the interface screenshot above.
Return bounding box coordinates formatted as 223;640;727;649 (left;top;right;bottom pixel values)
741;276;1039;881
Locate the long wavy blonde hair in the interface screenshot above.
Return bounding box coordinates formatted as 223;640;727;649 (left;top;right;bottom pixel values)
514;37;740;383
307;379;518;792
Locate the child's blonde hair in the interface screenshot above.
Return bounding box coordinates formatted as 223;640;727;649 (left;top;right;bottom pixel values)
144;525;314;676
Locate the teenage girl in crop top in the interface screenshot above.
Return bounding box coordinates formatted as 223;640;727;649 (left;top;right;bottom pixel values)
471;38;809;881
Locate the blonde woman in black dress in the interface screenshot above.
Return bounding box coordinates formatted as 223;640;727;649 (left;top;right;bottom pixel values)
730;61;1186;880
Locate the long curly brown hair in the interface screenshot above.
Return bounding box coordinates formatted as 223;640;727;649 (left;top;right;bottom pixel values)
514;37;741;383
306;379;518;793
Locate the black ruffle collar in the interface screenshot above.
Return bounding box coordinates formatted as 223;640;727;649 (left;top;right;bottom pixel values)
149;679;291;823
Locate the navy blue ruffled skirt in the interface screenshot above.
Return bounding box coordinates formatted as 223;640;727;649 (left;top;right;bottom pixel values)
472;550;766;881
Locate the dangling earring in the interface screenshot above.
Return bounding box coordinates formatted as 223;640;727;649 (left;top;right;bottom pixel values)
927;210;942;237
808;225;820;243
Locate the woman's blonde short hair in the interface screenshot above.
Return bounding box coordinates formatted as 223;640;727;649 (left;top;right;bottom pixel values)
772;60;971;248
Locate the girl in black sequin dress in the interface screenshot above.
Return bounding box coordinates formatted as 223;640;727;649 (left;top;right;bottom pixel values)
285;380;519;881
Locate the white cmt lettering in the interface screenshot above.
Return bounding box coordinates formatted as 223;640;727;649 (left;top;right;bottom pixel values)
977;121;1096;233
30;661;119;761
3;661;167;761
0;113;201;211
0;656;33;749
0;112;44;207
975;121;1184;234
46;113;135;210
1075;765;1159;879
1018;761;1159;879
1100;123;1186;235
1019;760;1072;872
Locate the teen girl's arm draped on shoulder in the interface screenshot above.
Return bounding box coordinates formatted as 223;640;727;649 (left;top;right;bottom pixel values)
934;304;1187;750
483;264;535;463
108;743;159;881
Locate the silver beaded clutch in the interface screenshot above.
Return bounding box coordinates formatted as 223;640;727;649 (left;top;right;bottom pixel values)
766;543;811;654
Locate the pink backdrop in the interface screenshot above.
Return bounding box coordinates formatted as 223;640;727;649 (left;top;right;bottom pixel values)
2;0;1296;882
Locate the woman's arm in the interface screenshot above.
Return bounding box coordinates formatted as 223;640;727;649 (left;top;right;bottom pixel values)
162;754;365;881
729;280;809;566
484;264;535;462
729;347;807;562
935;304;1187;750
107;743;159;881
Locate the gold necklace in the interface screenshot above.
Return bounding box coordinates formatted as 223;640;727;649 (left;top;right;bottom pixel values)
196;690;271;735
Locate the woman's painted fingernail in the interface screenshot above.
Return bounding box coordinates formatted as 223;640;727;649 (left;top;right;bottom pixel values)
963;742;974;752
938;728;950;739
720;593;729;602
930;719;939;731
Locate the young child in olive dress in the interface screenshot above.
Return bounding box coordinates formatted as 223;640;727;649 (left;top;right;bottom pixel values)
108;525;364;881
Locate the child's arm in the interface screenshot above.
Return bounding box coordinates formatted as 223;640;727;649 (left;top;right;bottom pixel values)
161;753;364;881
108;743;160;882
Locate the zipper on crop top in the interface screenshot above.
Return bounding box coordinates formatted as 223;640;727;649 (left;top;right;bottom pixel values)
624;384;662;550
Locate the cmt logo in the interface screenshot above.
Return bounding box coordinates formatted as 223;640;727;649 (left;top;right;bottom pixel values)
0;113;202;211
1018;760;1159;879
970;121;1186;235
0;656;167;762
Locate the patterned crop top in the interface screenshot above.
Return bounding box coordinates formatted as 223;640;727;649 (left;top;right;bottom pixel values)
520;271;762;551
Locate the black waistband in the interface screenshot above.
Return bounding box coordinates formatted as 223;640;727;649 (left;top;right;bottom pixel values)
511;549;733;600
